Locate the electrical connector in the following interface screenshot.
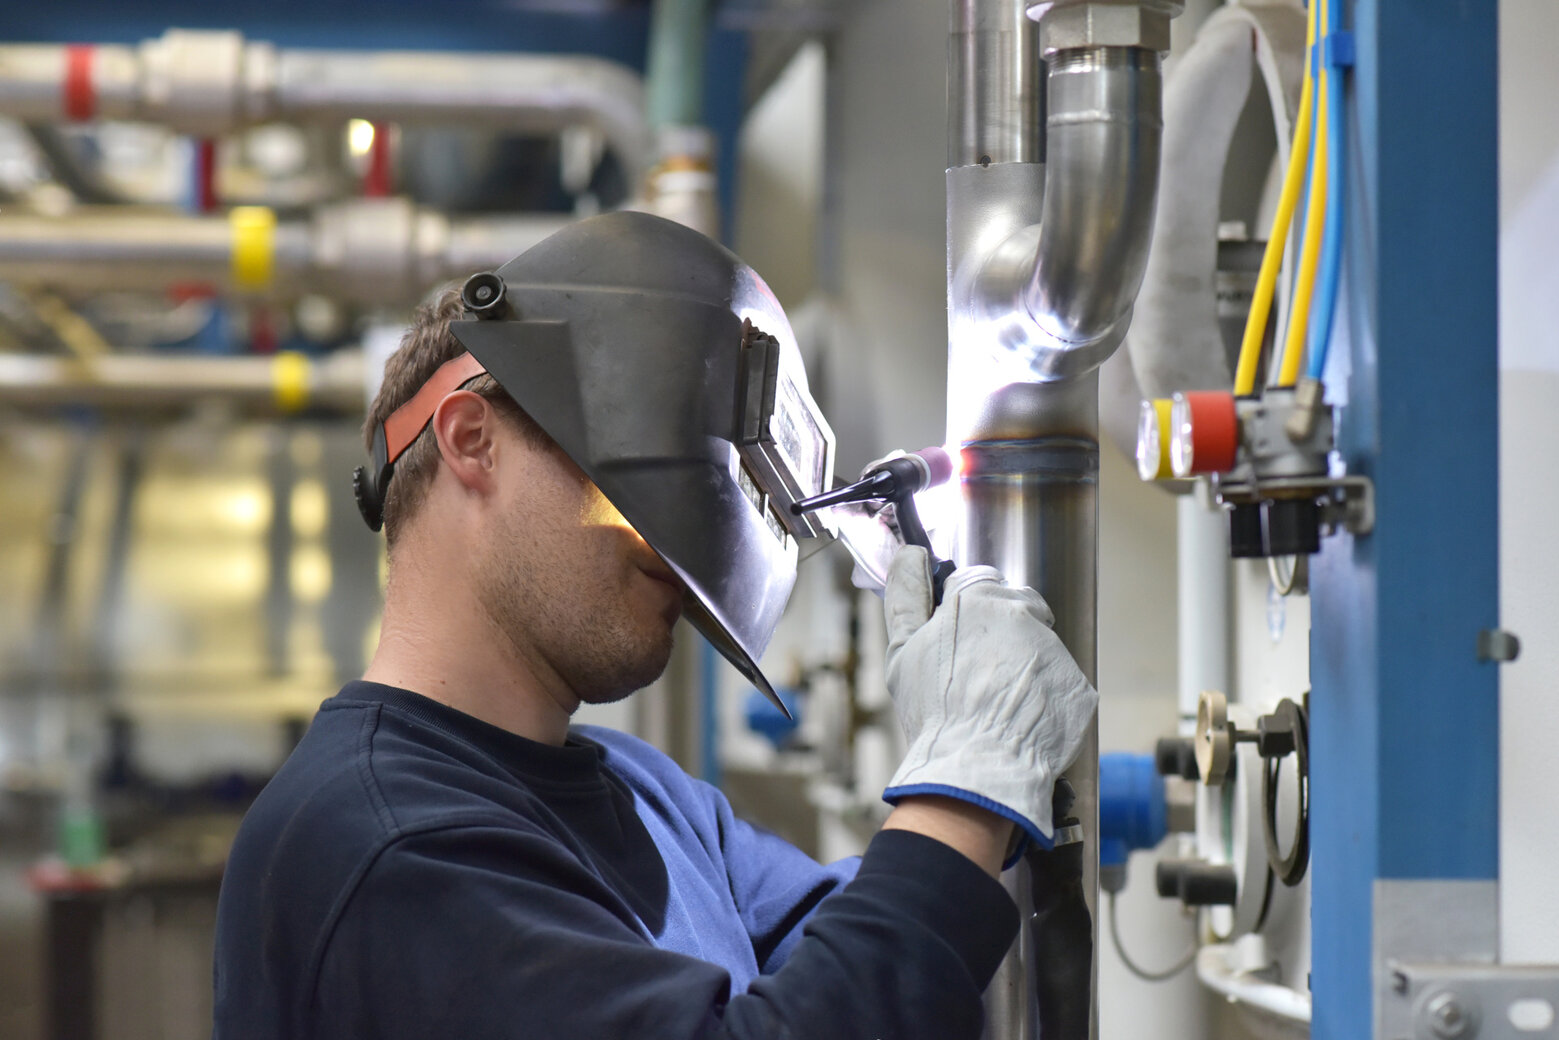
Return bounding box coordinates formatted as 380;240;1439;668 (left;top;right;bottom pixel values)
1283;376;1326;442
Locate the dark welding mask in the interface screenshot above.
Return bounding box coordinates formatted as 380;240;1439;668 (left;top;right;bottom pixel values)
354;211;836;710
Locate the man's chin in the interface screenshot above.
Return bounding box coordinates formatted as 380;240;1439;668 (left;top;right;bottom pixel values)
576;633;675;707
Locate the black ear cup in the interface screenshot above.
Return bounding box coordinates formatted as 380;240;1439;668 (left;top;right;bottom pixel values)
353;464;387;532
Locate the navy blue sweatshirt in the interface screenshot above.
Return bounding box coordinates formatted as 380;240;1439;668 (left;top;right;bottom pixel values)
213;681;1018;1039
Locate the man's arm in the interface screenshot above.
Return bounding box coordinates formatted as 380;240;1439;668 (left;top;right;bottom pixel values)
312;819;1016;1040
882;794;1013;878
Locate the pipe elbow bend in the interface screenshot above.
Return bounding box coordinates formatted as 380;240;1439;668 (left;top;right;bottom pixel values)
971;221;1139;383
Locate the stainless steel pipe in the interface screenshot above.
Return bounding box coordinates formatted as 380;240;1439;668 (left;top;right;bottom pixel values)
0;31;652;182
948;2;1173;1038
0;349;365;413
969;47;1163;383
949;0;1042;167
0;201;570;305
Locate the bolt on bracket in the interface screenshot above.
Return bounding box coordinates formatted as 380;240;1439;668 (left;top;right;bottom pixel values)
1385;961;1559;1040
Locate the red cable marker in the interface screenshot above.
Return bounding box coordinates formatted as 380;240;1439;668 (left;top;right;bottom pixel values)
63;45;96;122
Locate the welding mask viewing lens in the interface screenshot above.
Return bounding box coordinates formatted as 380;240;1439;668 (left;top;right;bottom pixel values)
416;211;837;710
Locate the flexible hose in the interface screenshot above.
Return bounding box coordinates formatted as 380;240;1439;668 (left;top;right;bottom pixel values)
1306;1;1349;382
1107;892;1198;982
1276;0;1329;388
1232;0;1318;396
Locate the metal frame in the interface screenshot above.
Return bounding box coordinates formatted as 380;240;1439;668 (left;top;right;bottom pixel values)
1307;1;1501;1037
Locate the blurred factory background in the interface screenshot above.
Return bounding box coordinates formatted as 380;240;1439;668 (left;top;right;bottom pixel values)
0;1;1553;1039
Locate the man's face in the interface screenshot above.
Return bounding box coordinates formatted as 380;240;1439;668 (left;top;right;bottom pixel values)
473;418;683;708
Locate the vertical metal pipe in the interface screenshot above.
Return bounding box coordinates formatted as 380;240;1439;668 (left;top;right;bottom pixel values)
949;0;1042;167
949;6;1097;1040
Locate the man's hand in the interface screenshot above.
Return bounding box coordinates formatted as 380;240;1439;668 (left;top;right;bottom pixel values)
881;545;1098;848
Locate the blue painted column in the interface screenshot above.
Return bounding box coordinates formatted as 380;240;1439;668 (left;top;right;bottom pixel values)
1308;1;1500;1037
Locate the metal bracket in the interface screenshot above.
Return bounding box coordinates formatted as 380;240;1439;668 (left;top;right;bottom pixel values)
1385;962;1559;1040
1214;473;1375;536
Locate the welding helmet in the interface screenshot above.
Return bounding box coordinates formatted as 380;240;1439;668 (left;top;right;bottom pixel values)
355;211;835;709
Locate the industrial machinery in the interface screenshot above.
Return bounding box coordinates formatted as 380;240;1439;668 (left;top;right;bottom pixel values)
0;1;1550;1040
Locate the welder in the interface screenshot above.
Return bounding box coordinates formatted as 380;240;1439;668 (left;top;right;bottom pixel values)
212;211;1096;1040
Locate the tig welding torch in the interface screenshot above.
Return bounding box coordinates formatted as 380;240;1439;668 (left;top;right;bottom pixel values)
791;447;958;604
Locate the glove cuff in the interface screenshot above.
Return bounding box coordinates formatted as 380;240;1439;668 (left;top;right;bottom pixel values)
882;782;1055;866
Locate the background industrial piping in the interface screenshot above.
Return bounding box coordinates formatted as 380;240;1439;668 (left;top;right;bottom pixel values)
643;0;720;239
947;1;1175;1038
0;31;652;186
0;349;365;414
0;203;571;305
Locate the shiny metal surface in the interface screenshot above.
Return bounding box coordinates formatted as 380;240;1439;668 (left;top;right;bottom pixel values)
971;47;1163;383
451;212;826;712
949;0;1042;167
956;382;1102;1040
0;202;569;304
949;2;1172;1036
1037;1;1178;55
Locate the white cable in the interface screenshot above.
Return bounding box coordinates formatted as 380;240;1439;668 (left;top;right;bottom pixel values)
1106;892;1198;983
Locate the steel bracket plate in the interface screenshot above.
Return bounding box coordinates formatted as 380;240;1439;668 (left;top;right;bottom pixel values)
1384;962;1559;1040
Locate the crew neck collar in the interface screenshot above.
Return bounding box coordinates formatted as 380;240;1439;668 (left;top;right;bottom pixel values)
333;680;604;786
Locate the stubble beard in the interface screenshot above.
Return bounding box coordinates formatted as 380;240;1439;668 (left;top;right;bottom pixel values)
474;516;675;709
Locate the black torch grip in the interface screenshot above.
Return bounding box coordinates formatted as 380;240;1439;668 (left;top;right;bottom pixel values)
892;488;955;606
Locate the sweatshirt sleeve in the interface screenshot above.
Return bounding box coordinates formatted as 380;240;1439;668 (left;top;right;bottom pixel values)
710;795;860;973
312;823;1017;1040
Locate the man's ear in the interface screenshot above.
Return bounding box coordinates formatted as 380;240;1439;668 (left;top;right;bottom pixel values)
430;390;501;494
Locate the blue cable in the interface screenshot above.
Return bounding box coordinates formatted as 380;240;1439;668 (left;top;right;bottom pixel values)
1306;9;1354;382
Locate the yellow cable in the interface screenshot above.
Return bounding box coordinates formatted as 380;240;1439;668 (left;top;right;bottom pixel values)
1233;84;1313;395
1276;0;1330;388
230;206;277;290
1233;0;1320;395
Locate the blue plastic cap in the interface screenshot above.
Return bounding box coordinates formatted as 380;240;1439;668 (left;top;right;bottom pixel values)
1099;752;1168;858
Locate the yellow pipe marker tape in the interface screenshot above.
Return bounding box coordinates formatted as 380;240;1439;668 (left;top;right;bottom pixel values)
1145;398;1175;480
230;205;277;291
272;351;311;413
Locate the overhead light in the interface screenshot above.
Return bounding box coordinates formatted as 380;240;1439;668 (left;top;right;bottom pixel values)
347;119;375;158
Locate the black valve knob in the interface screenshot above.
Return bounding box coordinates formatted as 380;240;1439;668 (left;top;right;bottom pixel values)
1154;737;1200;781
1155;858;1238;907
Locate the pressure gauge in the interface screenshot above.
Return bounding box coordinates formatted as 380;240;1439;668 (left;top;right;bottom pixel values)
1169;394;1195;477
1169;391;1239;478
1136;398;1174;481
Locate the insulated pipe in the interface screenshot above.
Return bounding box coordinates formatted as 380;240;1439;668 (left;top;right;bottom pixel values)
0;201;570;305
948;2;1175;1038
1125;3;1305;403
646;0;710;129
0;32;652;183
643;1;720;240
0;349;364;413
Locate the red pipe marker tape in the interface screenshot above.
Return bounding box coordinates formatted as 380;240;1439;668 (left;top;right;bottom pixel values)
63;45;96;121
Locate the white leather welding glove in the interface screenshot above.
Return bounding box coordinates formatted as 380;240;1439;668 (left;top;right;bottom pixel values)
881;545;1098;846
